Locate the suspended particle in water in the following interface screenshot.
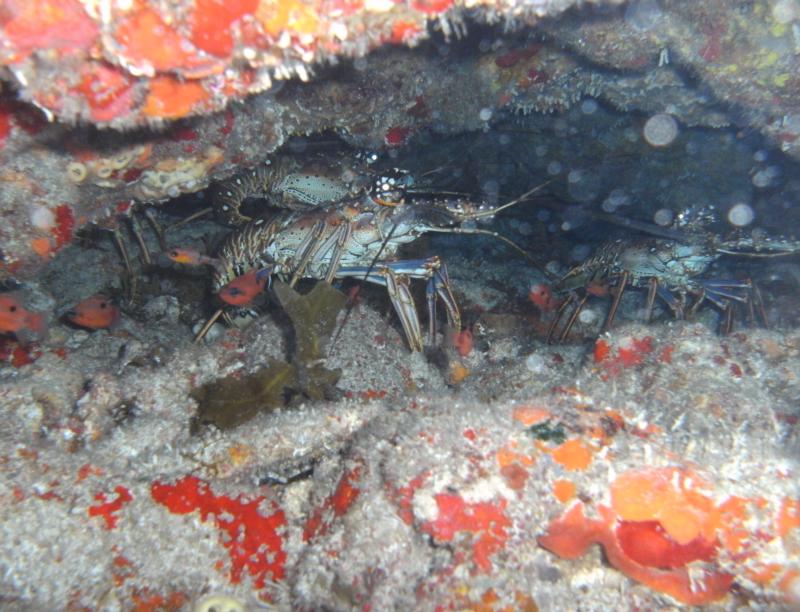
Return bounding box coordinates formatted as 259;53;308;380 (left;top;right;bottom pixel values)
602;199;617;213
569;244;592;262
603;189;630;212
772;0;800;24
624;0;663;32
545;260;561;276
581;98;598;115
499;133;511;146
567;169;583;184
535;144;548;157
751;169;771;188
753;149;768;162
578;308;599;325
547;161;562;175
479;108;493;121
537;209;550;222
525;353;547;373
752;166;780;188
517;221;534;236
482;179;500;200
643;113;678;147
727;203;754;226
568;170;600;203
654;208;674;226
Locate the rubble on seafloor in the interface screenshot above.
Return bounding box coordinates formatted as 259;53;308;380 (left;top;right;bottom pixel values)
0;0;800;610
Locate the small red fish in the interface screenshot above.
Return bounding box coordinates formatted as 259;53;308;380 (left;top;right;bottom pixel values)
0;294;46;344
452;328;473;357
65;294;120;330
529;283;559;312
167;247;220;267
218;269;271;306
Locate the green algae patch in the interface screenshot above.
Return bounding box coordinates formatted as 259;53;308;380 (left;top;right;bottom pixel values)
192;281;345;431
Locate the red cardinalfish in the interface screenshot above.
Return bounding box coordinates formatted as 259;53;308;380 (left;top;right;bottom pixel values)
65;294;120;330
218;269;272;306
529;283;560;313
0;294;47;344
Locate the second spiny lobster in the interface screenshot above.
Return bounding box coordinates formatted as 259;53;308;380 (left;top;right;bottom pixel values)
546;232;800;342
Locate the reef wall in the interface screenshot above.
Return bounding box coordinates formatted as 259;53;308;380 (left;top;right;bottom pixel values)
1;0;800;277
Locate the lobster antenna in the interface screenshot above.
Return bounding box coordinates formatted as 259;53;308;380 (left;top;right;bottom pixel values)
168;207;213;231
467;180;553;220
588;210;688;242
714;247;800;258
424;226;557;282
193;307;224;344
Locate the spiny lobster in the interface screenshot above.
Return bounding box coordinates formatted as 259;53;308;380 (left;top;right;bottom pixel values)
195;173;547;350
546;232;800;342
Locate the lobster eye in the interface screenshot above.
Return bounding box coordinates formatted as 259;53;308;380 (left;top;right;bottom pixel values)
99;302;107;309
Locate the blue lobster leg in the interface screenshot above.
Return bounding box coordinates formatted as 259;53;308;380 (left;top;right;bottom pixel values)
335;268;422;350
656;285;684;319
699;279;768;329
334;257;459;351
425;259;460;342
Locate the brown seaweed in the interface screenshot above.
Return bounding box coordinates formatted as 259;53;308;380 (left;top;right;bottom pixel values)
192;281;345;430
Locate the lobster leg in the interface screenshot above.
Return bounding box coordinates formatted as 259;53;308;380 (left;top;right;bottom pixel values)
687;288;706;319
644;278;658;323
127;213;153;266
110;228;137;302
425;258;460;341
656;285;683;319
289;219;327;287
750;280;768;327
323;224;354;284
334;257;457;351
602;271;629;333
143;208;168;253
384;270;424;352
721;301;734;335
558;293;588;343
546;293;575;344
